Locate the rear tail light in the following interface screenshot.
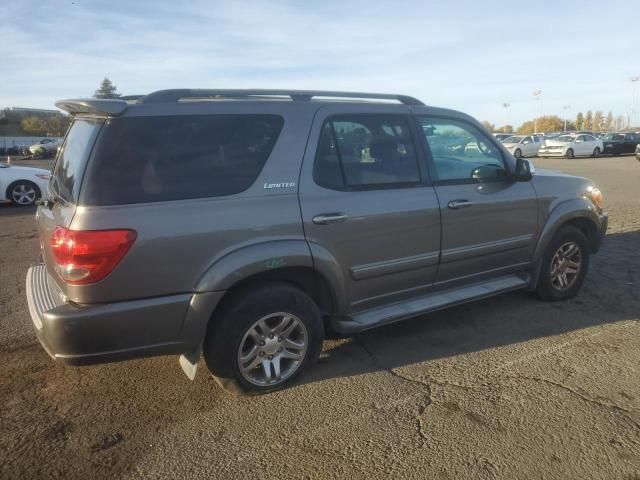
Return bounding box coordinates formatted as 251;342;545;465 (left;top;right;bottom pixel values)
50;227;137;285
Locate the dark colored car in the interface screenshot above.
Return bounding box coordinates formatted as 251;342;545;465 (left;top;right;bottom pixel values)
26;89;608;395
602;132;640;155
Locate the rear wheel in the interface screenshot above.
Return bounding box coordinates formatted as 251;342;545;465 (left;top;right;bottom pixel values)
592;147;600;158
536;226;589;301
8;181;40;206
203;283;324;394
565;148;575;159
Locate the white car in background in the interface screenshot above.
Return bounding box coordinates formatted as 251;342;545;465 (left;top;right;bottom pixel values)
538;134;603;159
501;135;543;158
29;138;62;157
0;163;51;206
493;133;512;142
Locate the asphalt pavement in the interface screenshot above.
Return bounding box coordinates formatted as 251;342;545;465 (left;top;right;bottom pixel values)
1;155;639;479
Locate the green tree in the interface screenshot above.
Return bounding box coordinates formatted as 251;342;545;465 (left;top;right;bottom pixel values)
593;111;603;131
21;116;47;135
604;111;613;131
481;121;496;132
44;115;72;137
94;77;121;99
584;110;593;130
575;112;584;130
497;124;514;133
517;115;566;134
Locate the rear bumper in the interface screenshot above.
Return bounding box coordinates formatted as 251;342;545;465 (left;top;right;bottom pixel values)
26;265;223;365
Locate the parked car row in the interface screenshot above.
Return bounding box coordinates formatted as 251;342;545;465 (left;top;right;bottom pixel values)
0;137;62;158
493;131;640;159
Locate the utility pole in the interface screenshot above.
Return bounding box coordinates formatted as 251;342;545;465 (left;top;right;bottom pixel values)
533;90;542;133
631;76;639;130
563;105;571;132
502;102;510;132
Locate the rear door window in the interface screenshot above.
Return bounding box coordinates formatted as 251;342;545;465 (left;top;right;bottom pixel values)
313;114;421;190
51;118;103;203
80;114;284;205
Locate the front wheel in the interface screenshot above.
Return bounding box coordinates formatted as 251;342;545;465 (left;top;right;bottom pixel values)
513;148;522;159
536;226;589;301
565;148;575;159
203;283;324;394
8;181;40;206
592;147;600;158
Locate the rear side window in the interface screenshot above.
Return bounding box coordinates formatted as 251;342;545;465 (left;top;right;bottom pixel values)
81;114;284;205
51;118;103;203
313;114;420;190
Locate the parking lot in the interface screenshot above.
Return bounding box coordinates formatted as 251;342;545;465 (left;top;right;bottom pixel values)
1;155;639;479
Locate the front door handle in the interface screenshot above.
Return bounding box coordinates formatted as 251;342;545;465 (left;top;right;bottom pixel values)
312;213;348;225
448;200;473;209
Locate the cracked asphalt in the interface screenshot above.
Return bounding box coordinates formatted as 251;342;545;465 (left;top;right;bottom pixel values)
1;155;639;479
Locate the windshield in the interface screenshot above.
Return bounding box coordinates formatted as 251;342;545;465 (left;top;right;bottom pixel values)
51;118;103;203
555;135;575;142
603;134;625;141
504;136;523;143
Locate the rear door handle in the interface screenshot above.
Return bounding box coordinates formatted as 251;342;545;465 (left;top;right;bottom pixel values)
447;200;473;209
312;213;348;225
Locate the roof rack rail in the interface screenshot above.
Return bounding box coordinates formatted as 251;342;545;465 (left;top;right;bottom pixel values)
140;89;424;106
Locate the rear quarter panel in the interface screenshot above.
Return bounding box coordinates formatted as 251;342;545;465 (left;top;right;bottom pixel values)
65;102;316;304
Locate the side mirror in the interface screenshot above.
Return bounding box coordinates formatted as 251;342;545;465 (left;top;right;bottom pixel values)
514;158;534;181
471;164;507;182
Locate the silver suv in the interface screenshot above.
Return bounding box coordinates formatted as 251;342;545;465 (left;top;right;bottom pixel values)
26;89;608;394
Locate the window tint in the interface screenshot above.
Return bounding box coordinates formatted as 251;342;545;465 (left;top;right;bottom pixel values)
313;115;420;190
584;135;595;141
81;115;284;205
52;118;103;203
418;117;506;183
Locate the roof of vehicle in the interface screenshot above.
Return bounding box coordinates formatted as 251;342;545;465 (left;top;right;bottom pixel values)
55;89;427;116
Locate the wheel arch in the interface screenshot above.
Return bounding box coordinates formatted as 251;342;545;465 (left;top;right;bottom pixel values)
181;240;346;357
529;198;601;289
6;179;41;204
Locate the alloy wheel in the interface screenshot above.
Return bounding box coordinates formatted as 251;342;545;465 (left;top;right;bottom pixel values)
550;241;582;291
11;183;37;205
237;312;308;387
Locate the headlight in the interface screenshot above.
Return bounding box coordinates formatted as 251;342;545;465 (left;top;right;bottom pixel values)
35;173;51;180
587;186;603;210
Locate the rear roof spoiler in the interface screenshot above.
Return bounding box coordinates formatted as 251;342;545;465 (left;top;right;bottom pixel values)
54;98;128;116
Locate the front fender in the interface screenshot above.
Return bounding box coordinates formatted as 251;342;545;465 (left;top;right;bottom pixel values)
532;197;601;264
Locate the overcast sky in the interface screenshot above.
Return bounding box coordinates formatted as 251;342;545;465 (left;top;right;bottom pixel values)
1;0;638;126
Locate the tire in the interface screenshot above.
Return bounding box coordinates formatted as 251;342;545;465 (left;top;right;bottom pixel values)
7;181;40;206
514;148;522;159
203;282;324;395
536;226;590;302
565;148;575;159
592;147;600;158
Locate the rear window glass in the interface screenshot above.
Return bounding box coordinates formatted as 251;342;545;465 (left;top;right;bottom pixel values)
80;114;284;205
51;118;103;202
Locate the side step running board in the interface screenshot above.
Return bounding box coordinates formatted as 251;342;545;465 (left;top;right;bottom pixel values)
333;273;530;334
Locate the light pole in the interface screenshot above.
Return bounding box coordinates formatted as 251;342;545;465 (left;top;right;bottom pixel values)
563;105;571;132
631;76;639;130
502;102;510;132
533;90;542;134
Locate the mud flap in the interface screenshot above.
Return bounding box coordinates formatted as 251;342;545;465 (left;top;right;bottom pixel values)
179;344;202;381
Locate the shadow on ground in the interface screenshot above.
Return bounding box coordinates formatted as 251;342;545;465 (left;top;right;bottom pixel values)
304;229;640;384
